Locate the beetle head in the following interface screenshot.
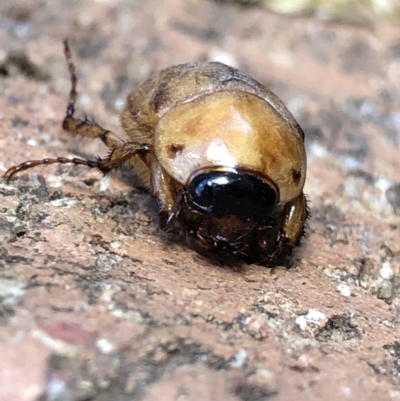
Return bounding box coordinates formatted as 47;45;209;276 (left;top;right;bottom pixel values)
185;168;279;243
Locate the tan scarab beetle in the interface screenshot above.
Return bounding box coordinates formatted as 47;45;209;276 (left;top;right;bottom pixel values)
5;40;308;267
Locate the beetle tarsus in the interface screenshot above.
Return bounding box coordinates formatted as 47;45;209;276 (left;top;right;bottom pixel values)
63;39;77;119
61;39;126;151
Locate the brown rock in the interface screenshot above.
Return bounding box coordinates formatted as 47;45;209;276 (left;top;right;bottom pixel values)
1;0;400;400
0;334;49;401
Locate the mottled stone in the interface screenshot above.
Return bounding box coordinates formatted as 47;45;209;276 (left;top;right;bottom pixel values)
0;0;400;400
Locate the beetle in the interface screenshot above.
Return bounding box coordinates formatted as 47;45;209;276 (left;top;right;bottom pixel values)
5;40;308;267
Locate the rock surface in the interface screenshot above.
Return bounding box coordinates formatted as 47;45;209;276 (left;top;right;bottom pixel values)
0;1;399;400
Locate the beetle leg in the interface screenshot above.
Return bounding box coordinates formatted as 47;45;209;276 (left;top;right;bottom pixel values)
151;161;184;229
260;192;308;267
164;188;186;228
62;39;124;149
62;115;124;149
188;225;230;255
4;143;151;182
231;241;251;257
270;230;292;263
196;227;218;249
280;192;308;246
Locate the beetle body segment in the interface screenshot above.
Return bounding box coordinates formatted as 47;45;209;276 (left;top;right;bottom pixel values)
154;90;306;202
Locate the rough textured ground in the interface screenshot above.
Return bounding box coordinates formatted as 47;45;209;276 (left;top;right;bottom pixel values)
0;1;400;400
